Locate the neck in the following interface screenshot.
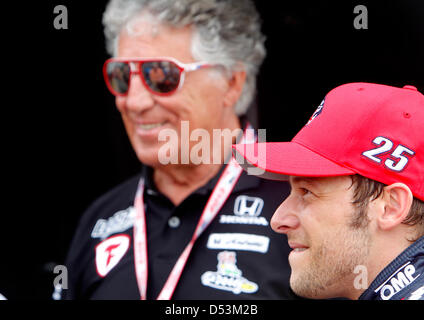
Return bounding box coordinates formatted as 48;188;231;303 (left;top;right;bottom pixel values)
154;115;242;205
153;162;221;205
346;228;413;300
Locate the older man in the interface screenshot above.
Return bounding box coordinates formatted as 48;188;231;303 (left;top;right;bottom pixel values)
234;82;424;300
60;0;296;300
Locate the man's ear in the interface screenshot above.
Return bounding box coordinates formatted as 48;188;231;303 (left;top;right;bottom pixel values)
377;183;413;231
223;69;246;108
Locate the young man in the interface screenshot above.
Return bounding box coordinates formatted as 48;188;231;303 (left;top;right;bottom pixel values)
233;82;424;300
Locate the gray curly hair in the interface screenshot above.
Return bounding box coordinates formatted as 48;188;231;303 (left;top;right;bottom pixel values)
103;0;266;116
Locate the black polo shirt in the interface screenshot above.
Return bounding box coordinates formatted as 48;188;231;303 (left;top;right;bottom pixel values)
60;165;296;300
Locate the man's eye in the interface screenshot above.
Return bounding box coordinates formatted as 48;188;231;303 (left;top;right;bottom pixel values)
300;188;312;196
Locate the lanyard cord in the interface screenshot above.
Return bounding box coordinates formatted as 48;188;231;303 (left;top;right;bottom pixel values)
133;124;255;300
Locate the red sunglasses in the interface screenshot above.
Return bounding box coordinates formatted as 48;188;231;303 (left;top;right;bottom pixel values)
103;57;217;96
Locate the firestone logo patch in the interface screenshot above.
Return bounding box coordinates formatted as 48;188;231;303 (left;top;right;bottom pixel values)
95;234;130;278
201;251;258;295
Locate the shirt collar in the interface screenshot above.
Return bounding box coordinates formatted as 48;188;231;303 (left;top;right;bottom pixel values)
196;164;261;195
141;162;261;197
359;236;424;300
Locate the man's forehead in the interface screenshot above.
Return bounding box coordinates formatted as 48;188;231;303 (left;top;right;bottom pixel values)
118;18;194;62
289;175;353;189
289;176;321;185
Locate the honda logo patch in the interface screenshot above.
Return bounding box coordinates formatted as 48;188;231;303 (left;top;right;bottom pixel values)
220;195;268;226
234;195;264;217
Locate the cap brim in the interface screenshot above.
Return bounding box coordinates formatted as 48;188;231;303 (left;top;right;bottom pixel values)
232;142;356;180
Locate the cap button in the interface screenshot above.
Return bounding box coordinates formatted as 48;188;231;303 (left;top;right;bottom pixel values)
403;85;418;91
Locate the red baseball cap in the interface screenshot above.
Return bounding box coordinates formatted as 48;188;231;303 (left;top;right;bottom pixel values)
233;83;424;201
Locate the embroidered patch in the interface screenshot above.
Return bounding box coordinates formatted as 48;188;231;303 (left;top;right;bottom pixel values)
207;233;270;253
374;261;420;300
306;98;325;125
234;195;264;217
95;234;130;278
220;195;268;226
91;206;135;240
201;251;258;295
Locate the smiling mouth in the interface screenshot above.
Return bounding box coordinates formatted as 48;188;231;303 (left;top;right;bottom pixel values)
288;241;309;253
138;121;167;130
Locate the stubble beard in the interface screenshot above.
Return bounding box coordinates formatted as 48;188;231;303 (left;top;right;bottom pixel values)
290;222;371;299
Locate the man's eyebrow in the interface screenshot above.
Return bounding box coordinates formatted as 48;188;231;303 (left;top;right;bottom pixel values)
290;176;320;187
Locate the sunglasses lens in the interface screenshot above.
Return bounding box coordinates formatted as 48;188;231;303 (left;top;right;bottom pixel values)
105;61;131;94
141;61;181;94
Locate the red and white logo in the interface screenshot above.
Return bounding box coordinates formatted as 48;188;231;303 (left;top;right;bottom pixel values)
95;234;130;278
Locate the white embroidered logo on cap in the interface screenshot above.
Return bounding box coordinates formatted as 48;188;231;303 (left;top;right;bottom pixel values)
306;98;325;125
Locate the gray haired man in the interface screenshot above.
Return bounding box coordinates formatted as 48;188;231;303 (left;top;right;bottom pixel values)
61;0;297;300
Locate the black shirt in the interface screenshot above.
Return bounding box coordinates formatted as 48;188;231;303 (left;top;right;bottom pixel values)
60;165;296;300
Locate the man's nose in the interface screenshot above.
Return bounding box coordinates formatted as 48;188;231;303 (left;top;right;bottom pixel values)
123;73;156;113
270;199;300;234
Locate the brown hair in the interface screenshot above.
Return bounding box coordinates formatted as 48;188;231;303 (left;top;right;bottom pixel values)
350;175;424;240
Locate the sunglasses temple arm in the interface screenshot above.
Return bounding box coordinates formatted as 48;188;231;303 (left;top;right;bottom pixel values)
182;62;216;72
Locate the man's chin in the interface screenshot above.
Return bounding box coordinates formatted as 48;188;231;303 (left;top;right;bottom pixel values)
290;270;327;299
134;150;163;168
135;152;188;169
